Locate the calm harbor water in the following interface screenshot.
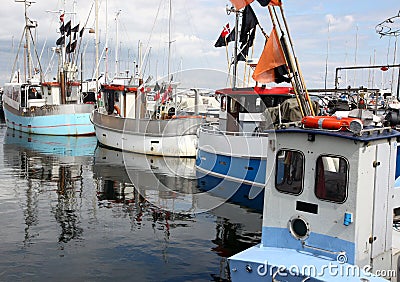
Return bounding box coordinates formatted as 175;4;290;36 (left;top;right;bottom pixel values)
0;124;262;281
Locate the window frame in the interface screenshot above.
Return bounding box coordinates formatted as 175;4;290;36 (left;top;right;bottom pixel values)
275;149;305;196
314;154;349;204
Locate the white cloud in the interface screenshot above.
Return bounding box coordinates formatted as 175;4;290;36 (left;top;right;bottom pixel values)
325;14;355;32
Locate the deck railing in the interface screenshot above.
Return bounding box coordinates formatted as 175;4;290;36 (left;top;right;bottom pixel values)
199;123;269;137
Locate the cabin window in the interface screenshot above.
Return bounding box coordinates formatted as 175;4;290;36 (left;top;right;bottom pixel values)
275;149;304;195
239;96;248;113
315;155;348;203
28;86;42;99
229;98;238;113
255;97;262;112
221;96;226;112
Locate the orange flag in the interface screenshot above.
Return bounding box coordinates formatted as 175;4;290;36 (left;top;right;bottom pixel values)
269;0;281;5
229;0;254;10
230;0;281;10
252;27;287;83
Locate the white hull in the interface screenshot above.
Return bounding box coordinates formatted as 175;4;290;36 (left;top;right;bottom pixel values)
91;110;204;157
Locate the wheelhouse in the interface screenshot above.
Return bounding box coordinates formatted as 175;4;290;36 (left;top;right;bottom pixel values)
216;86;295;133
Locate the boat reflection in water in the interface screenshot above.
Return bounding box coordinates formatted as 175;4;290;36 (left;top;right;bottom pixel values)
93;145;262;279
1;129;261;281
196;171;264;212
3;128;97;245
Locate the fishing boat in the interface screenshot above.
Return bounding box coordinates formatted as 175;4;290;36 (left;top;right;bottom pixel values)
91;83;205;157
196;1;314;194
91;0;205;157
225;1;400;281
3;1;95;136
229;116;400;281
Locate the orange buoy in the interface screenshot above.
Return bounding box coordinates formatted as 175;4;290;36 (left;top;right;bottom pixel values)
301;116;360;131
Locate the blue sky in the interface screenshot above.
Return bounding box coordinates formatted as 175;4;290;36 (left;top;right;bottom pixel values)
0;0;399;91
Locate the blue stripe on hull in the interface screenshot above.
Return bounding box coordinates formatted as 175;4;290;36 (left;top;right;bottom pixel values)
196;170;264;212
196;149;266;185
261;226;355;264
4;108;94;136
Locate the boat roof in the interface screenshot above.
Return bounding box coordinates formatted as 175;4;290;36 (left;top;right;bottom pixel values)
101;84;153;93
216;86;294;96
274;127;400;142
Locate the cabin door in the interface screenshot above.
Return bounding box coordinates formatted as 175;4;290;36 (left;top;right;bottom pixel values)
21;87;27;108
370;142;395;270
227;97;240;132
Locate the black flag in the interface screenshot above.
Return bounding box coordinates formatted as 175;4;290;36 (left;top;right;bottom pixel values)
256;0;281;6
71;24;80;33
65;20;71;36
238;6;258;61
153;82;161;92
79;27;85;37
238;28;256;61
60;23;65;34
56;36;65;46
274;65;291;83
239;6;258;44
66;40;77;53
256;0;269;6
70;40;77;52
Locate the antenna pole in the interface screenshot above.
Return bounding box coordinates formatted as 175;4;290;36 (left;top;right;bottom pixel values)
115;10;121;78
233;9;239;89
168;0;172;82
95;0;99;94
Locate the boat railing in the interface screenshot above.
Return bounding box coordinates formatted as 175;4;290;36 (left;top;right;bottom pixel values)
199;122;269;137
22;103;94;116
92;110;204;136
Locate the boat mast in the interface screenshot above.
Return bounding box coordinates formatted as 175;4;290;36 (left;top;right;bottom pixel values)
167;0;172;82
95;0;99;94
225;5;239;89
115;10;121;79
60;0;67;104
15;0;35;81
104;0;109;83
233;9;239;89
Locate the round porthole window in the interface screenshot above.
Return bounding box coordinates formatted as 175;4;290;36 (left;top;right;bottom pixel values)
288;215;310;240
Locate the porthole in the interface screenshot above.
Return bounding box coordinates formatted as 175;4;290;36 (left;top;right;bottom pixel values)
288;215;310;240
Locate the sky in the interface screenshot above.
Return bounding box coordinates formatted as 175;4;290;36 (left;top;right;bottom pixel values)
0;0;399;91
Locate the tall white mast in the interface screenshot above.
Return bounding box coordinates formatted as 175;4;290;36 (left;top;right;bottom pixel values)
115;10;121;78
95;0;99;92
168;0;172;82
104;0;109;83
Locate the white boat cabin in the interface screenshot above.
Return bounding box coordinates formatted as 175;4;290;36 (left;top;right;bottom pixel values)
3;80;84;111
229;125;400;281
216;86;295;134
3;82;44;110
100;84;144;119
